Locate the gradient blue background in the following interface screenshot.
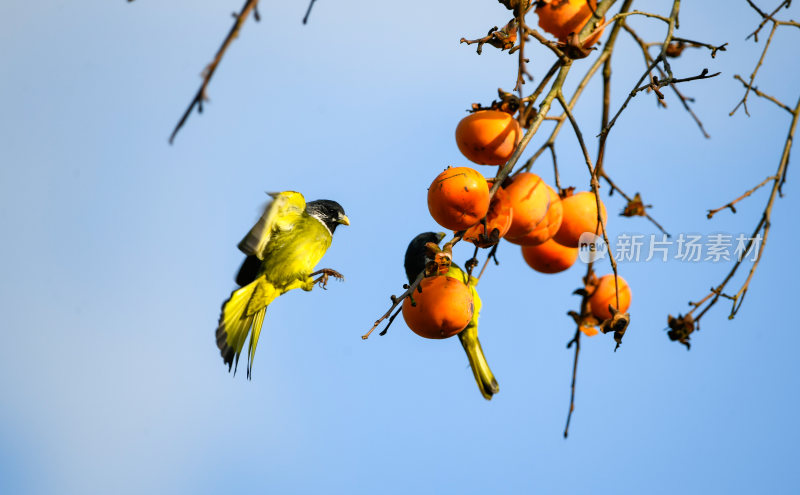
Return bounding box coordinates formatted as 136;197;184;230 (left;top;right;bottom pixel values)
1;1;799;493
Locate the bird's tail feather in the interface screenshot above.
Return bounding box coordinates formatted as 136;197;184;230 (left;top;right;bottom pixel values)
246;307;267;379
216;278;277;378
458;325;499;400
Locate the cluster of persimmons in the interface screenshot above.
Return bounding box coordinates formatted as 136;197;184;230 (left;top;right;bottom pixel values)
400;0;631;344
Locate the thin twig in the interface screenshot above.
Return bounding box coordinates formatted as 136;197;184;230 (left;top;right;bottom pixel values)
623;24;712;138
362;272;424;339
515;9;532;94
733;74;793;114
476;244;500;282
706;174;779;218
169;0;261;144
687;96;799;324
556;92;621;314
746;0;791;41
731;21;779;117
302;0;317;24
600;172;671;236
670;37;728;58
563;328;581;438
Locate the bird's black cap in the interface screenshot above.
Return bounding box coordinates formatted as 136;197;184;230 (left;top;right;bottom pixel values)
404;232;445;283
306;199;350;234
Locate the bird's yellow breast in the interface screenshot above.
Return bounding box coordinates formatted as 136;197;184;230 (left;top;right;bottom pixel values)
259;213;332;288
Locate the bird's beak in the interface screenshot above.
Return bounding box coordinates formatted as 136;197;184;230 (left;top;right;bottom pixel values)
436;232;446;242
266;192;280;199
338;215;350;226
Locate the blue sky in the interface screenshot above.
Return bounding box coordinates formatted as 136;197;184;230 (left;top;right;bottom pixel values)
1;1;799;493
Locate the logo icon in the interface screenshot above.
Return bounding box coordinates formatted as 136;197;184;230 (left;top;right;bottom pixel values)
578;232;607;263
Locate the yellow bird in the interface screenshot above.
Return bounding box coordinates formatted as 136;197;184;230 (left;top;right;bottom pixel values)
404;232;499;400
216;191;349;378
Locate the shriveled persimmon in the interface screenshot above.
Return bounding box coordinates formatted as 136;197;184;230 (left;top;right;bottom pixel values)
535;0;605;47
463;180;514;247
402;275;474;339
553;190;607;248
506;183;562;245
428;167;490;231
521;238;578;274
503;172;551;239
587;274;631;321
455;110;522;166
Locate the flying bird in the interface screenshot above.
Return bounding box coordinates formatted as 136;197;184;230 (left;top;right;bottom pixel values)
216;191;349;378
404;232;499;400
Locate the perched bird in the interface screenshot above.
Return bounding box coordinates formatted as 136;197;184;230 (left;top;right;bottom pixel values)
216;191;349;378
404;232;499;400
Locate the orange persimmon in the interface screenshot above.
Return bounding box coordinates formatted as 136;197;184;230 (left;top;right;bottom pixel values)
521;238;578;274
553;190;607;248
503;172;551;239
428;167;490;231
402;275;474;339
506;183;562;245
463;180;514;247
588;274;632;321
455;110;522;166
535;0;605;47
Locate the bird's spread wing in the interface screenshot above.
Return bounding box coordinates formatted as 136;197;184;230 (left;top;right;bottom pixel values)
238;191;306;259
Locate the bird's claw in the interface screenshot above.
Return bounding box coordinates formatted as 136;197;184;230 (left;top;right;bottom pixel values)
311;268;344;290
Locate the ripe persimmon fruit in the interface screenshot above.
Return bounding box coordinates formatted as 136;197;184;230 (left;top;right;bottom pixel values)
402;275;474;339
535;0;605;47
588;274;631;321
553;190;607;248
521;238;578;274
428;167;490;231
455;110;522;166
506;183;562;245
503;172;551;239
463;180;514;247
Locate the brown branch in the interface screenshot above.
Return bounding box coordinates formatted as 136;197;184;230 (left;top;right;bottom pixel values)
600;172;670;236
563;327;581;438
706;174;779;218
623;24;712;138
514;10;532;94
604;9;672;25
555;92;622;317
603;58;718;136
670;37;728;58
731;21;778;117
549;143;562;192
733;74;793;114
601;1;692;137
476;243;500;282
746;0;791;41
524;25;567;59
520;49;610;174
684;95;799;331
362;272;424;339
461;25;514;55
489;62;573;198
641;69;720;94
302;0;317;24
556;92;595;177
564;261;595;438
520;0;636;177
596;56;613;171
169;0;261;144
